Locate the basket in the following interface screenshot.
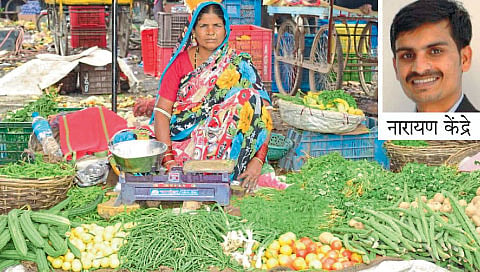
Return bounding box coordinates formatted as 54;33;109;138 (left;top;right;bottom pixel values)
267;133;293;161
445;144;480;171
384;140;480;172
277;99;365;134
0;175;74;214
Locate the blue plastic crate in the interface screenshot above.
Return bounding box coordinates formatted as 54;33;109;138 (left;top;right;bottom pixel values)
278;117;379;171
224;0;261;25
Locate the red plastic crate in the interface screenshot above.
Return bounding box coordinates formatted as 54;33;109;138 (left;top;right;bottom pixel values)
69;6;106;29
157;46;174;77
229;24;272;81
141;28;158;77
71;28;107;48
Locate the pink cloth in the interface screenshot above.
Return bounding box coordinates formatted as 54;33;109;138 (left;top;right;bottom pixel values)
158;50;193;102
58;107;127;160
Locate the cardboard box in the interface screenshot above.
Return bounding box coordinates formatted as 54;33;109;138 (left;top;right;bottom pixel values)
18;13;39;23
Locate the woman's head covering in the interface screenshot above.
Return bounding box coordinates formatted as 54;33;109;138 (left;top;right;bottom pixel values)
159;1;231;82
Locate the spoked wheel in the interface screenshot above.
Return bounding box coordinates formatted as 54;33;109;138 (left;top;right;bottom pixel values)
36;12;50;32
358;21;378;97
308;25;343;92
52;6;68;56
274;19;304;96
5;0;26;20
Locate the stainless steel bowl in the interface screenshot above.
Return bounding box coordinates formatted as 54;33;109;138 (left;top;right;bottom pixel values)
109;140;168;173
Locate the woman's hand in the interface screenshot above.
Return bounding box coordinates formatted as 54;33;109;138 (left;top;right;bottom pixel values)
238;158;263;193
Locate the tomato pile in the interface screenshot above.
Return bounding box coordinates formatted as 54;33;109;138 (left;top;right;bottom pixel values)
261;232;364;271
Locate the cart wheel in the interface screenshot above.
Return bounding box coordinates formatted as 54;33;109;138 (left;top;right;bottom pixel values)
5;0;26;20
274;19;303;96
308;25;343;92
358;21;378;97
36;12;50;32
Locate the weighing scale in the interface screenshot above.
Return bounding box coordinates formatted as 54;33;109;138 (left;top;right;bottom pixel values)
114;160;233;206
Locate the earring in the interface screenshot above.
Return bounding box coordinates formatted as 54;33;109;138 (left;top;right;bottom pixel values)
192;32;196;41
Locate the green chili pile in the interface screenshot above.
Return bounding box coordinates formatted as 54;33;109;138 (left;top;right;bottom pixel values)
0;156;75;178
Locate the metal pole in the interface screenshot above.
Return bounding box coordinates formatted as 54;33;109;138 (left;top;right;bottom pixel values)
111;0;118;112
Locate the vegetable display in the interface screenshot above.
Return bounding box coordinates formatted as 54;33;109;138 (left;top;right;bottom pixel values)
0;209;71;272
3;93;59;122
0;156;75;178
47;222;133;271
275;90;364;115
116;206;275;272
261;231;365;270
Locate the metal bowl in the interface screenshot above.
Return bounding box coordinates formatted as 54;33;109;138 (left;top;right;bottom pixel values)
109;140;168;173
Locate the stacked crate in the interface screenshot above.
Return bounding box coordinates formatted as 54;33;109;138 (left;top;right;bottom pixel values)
156;12;189;77
69;6;107;49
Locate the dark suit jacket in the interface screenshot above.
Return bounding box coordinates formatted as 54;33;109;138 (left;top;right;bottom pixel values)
456;95;479;112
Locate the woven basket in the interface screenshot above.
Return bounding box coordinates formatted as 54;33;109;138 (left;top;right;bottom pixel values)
277;99;365;133
0;175;74;214
384;140;480;172
267;133;293;161
445;144;480;170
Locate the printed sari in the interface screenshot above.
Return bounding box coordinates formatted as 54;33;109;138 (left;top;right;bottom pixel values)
155;1;272;180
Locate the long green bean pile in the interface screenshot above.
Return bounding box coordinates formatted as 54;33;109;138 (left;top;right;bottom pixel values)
0;156;75;178
117;207;273;272
235;153;480;237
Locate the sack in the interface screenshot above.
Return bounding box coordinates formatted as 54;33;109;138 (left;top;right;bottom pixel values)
278;99;365;134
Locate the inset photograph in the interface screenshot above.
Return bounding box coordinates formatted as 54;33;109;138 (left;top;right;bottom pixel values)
382;0;480;112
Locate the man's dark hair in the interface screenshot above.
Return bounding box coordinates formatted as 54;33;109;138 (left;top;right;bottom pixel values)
390;0;472;54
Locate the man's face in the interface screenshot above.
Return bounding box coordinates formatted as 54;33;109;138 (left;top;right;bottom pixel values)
393;20;472;112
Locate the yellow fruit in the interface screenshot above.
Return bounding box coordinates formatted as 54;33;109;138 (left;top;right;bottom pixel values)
110;254;120;268
309;259;323;269
72;259;82;272
305;253;318;265
64;252;75;262
92;258;101;268
61;261;71;271
52;258;63;269
100;257;110;268
268;240;281;252
277;254;292;266
279;244;293;255
82;258;92;270
266;257;279;269
264;248;278;259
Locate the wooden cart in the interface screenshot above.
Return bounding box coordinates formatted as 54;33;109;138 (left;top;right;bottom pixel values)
268;2;378;96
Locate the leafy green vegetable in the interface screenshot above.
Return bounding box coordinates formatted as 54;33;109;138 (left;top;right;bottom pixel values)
391;140;429;147
3;94;59;122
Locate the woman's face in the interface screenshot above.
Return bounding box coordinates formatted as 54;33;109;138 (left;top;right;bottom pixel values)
194;12;226;52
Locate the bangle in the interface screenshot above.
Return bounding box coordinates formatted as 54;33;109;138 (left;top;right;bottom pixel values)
154;107;172;119
252;157;264;166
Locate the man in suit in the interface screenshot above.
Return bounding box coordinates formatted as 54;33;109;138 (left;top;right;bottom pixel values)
390;0;478;112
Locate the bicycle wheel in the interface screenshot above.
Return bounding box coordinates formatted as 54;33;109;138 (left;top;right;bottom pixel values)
274;19;303;96
308;24;343;92
358;21;378;97
36;13;50;32
5;0;26;20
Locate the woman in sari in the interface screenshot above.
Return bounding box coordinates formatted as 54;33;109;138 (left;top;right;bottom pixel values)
153;1;273;192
